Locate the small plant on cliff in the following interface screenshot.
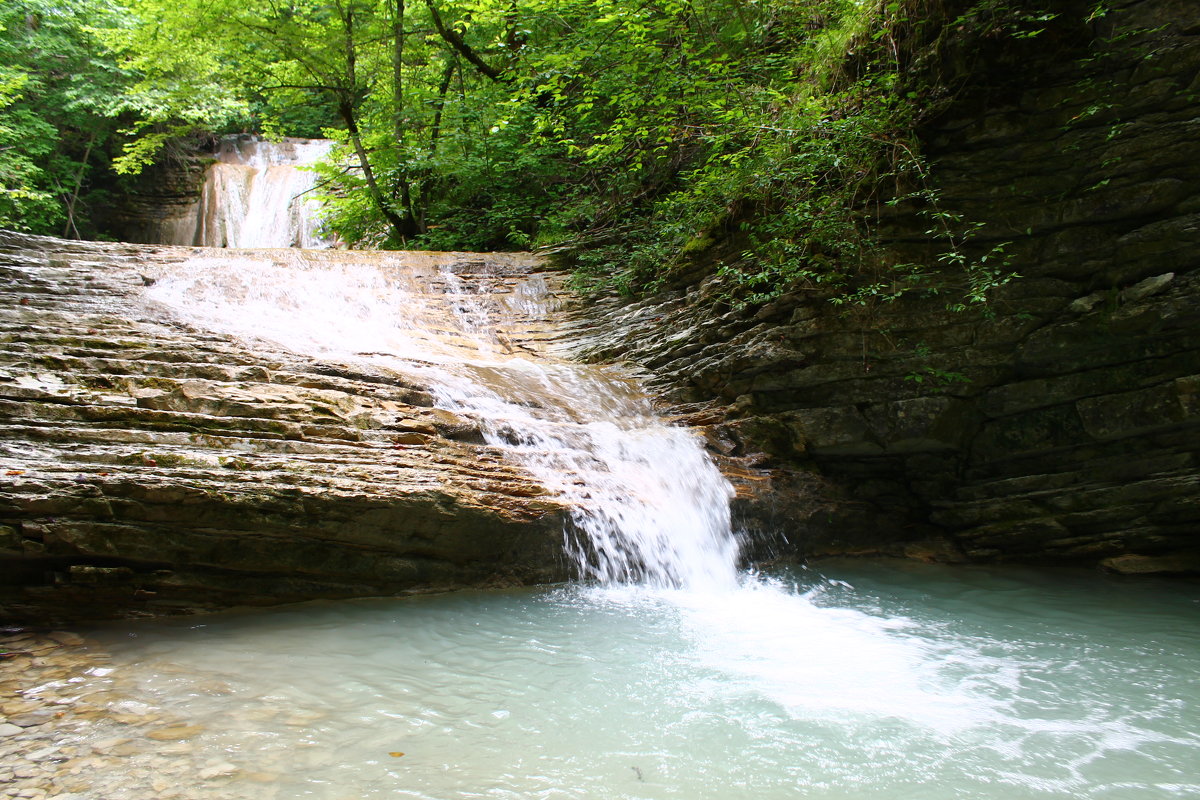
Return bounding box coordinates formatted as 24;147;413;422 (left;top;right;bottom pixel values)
903;343;970;391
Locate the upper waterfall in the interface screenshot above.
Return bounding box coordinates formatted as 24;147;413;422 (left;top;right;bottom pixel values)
162;135;333;248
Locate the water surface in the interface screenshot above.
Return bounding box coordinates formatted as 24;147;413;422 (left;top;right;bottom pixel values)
132;251;1200;799
87;561;1200;799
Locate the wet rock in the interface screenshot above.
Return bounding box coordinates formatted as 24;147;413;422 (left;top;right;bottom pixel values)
196;760;238;780
5;711;56;728
89;738;132;755
0;232;571;623
1120;272;1175;304
0;701;39;717
1100;552;1200;575
1068;292;1107;314
146;724;203;741
23;748;61;764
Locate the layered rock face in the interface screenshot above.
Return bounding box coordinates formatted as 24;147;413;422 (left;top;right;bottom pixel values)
102;148;209;246
573;0;1200;572
0;232;569;623
4;1;1195;630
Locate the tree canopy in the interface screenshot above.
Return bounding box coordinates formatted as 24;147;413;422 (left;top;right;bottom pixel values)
1;0;1029;306
0;0;134;236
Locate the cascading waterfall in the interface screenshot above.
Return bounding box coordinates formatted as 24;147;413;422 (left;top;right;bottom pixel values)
184;135;333;248
146;252;741;590
432;266;740;589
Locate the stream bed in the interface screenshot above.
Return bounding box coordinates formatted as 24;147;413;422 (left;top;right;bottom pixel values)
52;560;1197;800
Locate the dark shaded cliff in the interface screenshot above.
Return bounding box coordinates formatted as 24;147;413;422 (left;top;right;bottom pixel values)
573;0;1200;572
100;139;210;246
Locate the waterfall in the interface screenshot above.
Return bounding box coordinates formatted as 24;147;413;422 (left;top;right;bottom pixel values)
187;135;333;248
431;269;739;589
145;251;740;590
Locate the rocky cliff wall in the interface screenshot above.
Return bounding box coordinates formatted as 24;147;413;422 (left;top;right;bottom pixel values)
572;0;1200;573
0;233;569;623
102;141;210;246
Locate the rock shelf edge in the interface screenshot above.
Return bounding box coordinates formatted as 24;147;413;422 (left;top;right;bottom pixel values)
0;231;569;624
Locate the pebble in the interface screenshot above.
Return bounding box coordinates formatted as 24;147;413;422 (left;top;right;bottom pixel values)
0;630;238;799
90;737;131;755
283;710;325;726
109;741;142;756
23;748;59;763
47;632;84;647
198;761;238;780
5;711;56;728
244;772;279;783
147;724;203;741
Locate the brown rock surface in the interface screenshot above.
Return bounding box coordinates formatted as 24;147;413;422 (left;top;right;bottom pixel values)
0;231;570;623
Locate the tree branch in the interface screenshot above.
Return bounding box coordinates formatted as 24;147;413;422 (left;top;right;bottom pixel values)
423;0;507;83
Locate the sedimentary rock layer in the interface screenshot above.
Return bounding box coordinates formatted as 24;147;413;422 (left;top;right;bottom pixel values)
570;0;1200;573
0;232;568;623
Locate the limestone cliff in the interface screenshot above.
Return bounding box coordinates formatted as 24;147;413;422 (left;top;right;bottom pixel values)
0;232;569;623
102;142;210;246
572;0;1200;573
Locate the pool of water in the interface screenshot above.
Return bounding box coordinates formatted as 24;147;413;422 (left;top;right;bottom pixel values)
80;560;1200;800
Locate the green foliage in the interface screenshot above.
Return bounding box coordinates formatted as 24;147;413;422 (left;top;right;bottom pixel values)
527;0;913;305
99;0;325;173
9;0;1031;315
949;1;1059;40
507;0;905;299
904;364;970;389
0;0;134;234
903;342;970;391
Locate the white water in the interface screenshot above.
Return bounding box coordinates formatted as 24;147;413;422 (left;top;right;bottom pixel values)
82;565;1200;799
183;136;332;248
146;251;738;589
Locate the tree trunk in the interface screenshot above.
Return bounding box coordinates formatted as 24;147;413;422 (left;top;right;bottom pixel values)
391;0;420;233
338;0;415;242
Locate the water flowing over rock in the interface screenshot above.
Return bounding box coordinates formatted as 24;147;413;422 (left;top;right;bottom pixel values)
0;232;575;621
190;137;333;248
0;231;754;623
105;135;333;249
142;243;743;591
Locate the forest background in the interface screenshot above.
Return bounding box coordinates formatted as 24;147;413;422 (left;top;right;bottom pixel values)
1;0;1058;303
